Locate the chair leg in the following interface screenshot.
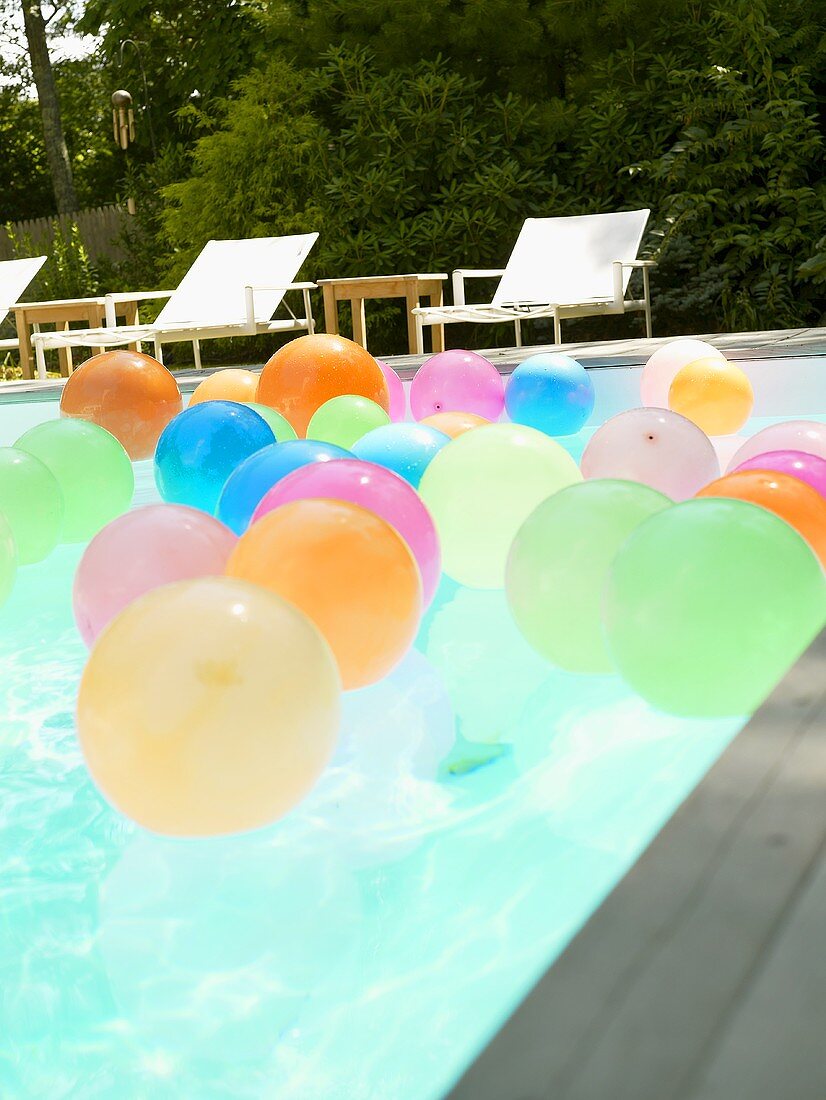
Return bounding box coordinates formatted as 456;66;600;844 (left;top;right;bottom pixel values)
303;288;315;335
553;310;562;343
192;340;202;370
643;268;653;337
35;338;48;381
154;337;164;364
514;319;522;348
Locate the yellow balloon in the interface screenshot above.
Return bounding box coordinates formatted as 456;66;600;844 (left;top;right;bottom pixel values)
77;577;341;836
668;356;754;435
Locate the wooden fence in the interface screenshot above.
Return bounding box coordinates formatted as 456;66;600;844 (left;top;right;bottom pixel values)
0;205;130;263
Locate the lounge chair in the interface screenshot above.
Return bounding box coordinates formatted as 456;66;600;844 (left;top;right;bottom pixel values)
0;256;48;356
31;234;319;378
412;210;654;348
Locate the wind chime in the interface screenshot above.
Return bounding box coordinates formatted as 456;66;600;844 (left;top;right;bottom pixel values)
111;89;136;150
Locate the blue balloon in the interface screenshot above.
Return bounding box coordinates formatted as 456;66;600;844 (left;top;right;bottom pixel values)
505;353;595;436
154;401;275;514
352;423;450;489
216;439;351;534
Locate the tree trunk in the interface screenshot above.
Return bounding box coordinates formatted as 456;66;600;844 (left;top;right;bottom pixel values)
20;0;78;214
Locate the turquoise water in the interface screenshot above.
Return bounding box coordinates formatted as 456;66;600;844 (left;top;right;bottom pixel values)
1;384;822;1098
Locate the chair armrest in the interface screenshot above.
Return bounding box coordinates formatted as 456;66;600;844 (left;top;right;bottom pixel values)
451;269;506;307
619;260;657;268
104;290;175;326
247;282;318;292
612;260;656;303
244;284;318;326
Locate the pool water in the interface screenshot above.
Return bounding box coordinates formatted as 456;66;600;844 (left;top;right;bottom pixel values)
0;361;823;1099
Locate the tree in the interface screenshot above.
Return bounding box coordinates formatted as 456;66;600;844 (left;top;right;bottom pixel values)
20;0;78;212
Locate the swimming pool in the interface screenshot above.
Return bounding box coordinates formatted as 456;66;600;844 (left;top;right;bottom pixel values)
1;353;823;1099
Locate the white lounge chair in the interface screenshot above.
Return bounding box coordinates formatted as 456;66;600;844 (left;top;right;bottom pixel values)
31;234;319;378
412;210;654;348
0;256;48;355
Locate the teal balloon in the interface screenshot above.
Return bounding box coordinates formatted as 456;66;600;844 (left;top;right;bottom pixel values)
506;479;672;673
603;498;826;716
0;447;64;563
16;420;134;543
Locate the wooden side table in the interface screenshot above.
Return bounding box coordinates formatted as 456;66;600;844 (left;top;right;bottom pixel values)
14;297;141;379
317;274;447;355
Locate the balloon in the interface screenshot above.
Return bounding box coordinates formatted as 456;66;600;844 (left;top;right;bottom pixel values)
603;499;826;716
377;360;406;420
410;349;504;421
251;458;441;606
216;439;350;535
16;419;134;542
226;499;422;689
0;447;64;563
696;470;826;568
76;577;341;836
256;333;389;437
59;349;182;461
580;408;719;500
242;402;298;442
306;395;390;449
668;356;754;435
188;368;259;406
0;511;16;607
419;411;490;438
154;401;275;515
419;423;581;588
640;338;725;408
505;353;595;436
73;504;238;646
731;449;826;499
352;423;450;489
506;480;672;673
727;420;826;471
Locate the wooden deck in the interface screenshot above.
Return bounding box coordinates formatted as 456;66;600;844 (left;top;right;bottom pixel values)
448;627;826;1100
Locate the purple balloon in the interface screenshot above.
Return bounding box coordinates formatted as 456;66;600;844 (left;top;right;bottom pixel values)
732;449;826;500
377;360;406;421
410;349;504;421
581;407;719;500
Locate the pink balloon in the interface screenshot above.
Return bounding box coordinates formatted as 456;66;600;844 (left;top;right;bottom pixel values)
732;449;826;500
726;420;826;471
581;407;719;500
410;349;504;421
640;339;725;408
377;360;406;421
73;504;237;646
251;458;441;606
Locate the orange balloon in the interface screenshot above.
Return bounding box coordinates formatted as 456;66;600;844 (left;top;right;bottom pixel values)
668;356;754;435
697;469;826;567
226;499;422;689
419;411;490;438
188;368;259;406
256;334;389;437
60;350;182;461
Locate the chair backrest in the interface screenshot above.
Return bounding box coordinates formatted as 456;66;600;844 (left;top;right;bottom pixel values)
155;233;319;327
0;256;48;325
491;210;650;307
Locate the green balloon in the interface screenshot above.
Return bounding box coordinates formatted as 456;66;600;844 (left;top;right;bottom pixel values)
16;420;134;543
0;510;16;607
306;395;390;449
603;498;826;717
419;423;581;588
507;479;672;673
243;402;298;442
0;447;65;564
